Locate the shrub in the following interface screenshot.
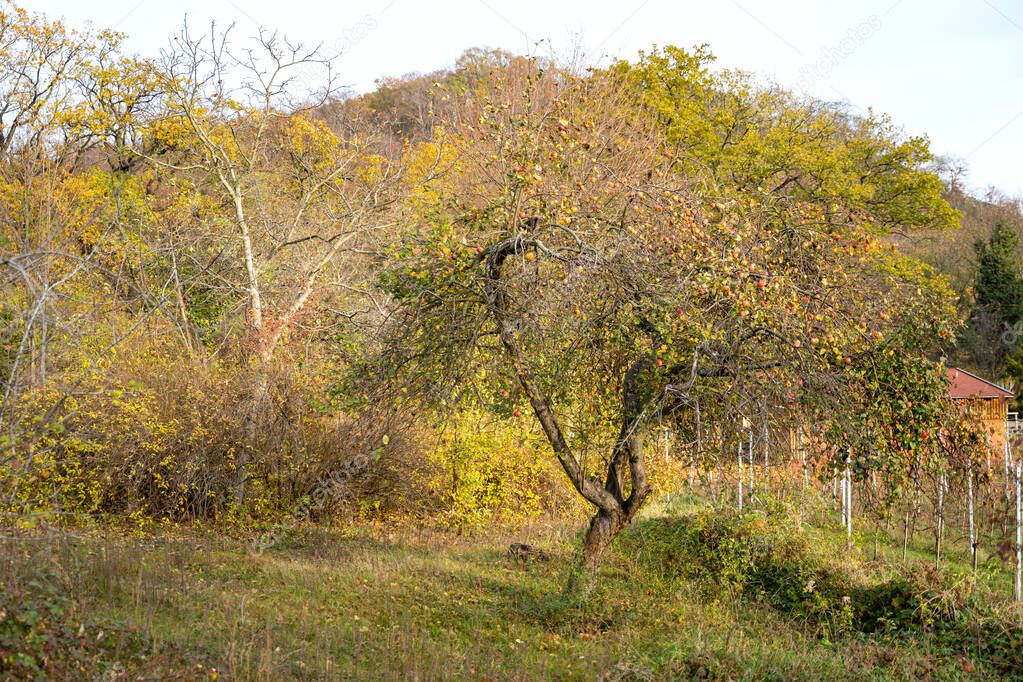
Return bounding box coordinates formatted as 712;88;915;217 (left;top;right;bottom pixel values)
2;333;402;525
623;509;857;636
421;409;581;530
621;505;1023;667
2;328;581;532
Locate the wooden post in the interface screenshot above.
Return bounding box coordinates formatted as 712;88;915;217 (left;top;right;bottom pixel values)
902;501;911;562
845;449;852;546
1015;462;1021;602
761;396;769;492
1006;439;1013;515
935;471;945;570
906;454;921;560
833;468;838;507
798;426;807;492
695;399;702;475
737;439;744;513
967;461;976;573
748;428;754;501
839;463;847;535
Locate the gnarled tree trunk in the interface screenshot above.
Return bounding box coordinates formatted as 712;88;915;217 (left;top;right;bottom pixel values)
583;508;625;570
485;236;653;576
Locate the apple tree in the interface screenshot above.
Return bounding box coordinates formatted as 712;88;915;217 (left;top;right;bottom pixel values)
381;56;957;572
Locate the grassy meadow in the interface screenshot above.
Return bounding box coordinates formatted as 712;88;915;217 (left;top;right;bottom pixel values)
4;493;1022;680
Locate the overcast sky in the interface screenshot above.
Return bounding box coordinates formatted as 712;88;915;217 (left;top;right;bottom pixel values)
26;0;1023;199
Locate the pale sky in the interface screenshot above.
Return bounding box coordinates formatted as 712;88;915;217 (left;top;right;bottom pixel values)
25;0;1023;198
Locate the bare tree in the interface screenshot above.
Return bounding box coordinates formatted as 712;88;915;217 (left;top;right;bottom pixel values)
152;23;407;502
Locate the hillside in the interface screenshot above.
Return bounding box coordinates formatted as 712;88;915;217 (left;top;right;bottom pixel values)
2;4;1023;680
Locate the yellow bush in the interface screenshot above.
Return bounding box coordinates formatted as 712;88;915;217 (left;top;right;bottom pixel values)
423;409;580;530
2;328;396;525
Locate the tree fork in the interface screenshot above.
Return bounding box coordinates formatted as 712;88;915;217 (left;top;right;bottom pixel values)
484;237;650;570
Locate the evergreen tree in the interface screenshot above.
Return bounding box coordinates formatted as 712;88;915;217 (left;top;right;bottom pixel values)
974;221;1023;324
967;221;1023;385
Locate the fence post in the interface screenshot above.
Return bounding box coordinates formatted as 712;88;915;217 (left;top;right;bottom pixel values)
935;471;945;570
737;439;743;513
845;448;852;546
967;461;976;573
748;428;754;501
798;426;807;491
1015;462;1021;602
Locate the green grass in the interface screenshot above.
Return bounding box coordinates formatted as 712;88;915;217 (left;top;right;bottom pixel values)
2;497;1022;680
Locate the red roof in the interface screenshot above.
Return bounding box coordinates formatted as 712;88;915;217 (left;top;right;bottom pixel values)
947;368;1014;399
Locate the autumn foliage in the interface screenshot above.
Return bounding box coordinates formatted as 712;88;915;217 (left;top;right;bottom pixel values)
0;1;986;573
